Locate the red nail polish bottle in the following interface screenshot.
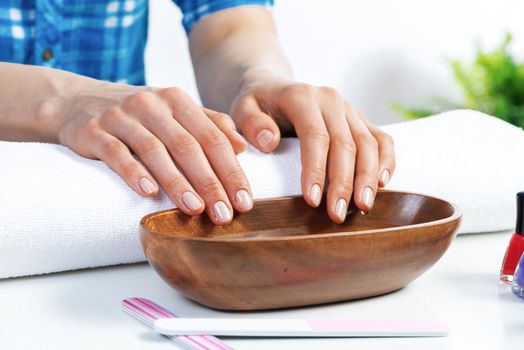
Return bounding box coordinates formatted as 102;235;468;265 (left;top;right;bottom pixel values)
500;192;524;283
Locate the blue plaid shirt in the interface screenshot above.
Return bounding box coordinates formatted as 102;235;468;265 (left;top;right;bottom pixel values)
0;0;273;85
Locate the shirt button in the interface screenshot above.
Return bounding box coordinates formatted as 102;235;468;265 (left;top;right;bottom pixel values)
42;48;54;62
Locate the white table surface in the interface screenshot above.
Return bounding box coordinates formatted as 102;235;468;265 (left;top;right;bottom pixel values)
2;230;523;350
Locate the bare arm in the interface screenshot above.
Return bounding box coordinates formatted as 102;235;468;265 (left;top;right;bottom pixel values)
0;63;89;142
189;7;291;113
0;62;251;225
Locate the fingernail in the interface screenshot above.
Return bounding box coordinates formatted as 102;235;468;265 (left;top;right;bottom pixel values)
182;191;203;211
310;184;322;206
380;169;390;186
361;186;374;209
335;198;347;222
139;177;157;195
235;189;253;211
256;129;274;148
214;201;233;223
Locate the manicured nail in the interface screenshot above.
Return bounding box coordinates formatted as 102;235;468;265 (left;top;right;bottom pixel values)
310;184;322;206
335;198;347;222
235;189;253;211
139;177;157;195
213;201;233;223
361;186;374;209
256;129;274;148
182;191;202;211
380;169;390;187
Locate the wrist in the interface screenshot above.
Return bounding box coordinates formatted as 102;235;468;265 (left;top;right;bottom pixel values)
45;75;145;144
238;67;293;95
34;69;106;143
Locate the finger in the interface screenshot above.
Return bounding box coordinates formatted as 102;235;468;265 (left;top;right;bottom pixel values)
119;91;233;224
281;94;329;208
92;132;159;197
360;113;396;188
318;89;356;223
345;103;380;213
99;105;205;216
231;96;281;152
202;107;247;154
157;88;253;217
147;118;236;223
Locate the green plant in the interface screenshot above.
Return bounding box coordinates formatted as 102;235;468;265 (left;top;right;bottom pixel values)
392;33;524;128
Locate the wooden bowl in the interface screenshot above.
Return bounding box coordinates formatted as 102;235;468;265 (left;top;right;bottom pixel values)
140;190;461;310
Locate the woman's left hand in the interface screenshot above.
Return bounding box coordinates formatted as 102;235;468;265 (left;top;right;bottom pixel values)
230;78;396;223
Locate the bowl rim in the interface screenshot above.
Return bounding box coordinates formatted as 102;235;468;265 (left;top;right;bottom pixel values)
140;189;462;242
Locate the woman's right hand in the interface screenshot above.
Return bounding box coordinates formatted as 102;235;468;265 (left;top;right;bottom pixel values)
57;83;252;225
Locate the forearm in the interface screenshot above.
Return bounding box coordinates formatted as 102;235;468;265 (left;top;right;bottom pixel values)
0;63;100;142
189;7;292;114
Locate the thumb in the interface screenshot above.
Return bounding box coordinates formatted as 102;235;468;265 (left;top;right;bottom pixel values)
201;107;247;154
230;96;281;153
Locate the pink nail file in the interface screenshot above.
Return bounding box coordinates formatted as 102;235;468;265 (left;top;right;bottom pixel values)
122;298;234;350
154;318;450;337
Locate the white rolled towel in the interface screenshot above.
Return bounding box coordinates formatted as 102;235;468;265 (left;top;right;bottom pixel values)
1;109;523;278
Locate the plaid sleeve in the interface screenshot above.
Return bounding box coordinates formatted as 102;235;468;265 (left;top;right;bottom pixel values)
173;0;274;34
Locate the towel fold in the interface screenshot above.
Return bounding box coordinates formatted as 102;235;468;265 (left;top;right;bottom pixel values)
1;109;523;278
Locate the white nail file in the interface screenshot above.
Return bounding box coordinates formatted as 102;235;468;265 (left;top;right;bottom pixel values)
153;318;450;337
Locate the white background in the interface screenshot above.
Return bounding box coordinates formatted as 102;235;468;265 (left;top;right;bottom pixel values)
145;0;524;125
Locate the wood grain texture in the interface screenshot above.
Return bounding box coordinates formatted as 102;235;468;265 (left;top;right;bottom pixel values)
140;190;462;310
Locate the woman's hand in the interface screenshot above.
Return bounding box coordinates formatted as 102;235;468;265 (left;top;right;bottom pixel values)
57;83;252;225
230;77;396;223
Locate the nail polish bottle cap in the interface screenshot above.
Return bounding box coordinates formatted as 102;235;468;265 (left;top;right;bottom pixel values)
516;192;524;235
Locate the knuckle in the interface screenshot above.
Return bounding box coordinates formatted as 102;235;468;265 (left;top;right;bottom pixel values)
160;87;188;103
81;118;101;139
209;110;229;121
137;136;163;156
379;131;395;146
319;86;340;101
308;164;326;180
171;133;201;156
216;112;233;125
302;125;330;147
355;108;367;120
332;176;354;192
357;133;378;151
120;160;139;179
284;83;316;100
211;111;235;128
201;128;230;149
331;136;356;155
216;112;230;120
343;100;352;113
101;138;125;158
295;84;317;96
165;175;185;192
100;106;125;125
388;134;395;147
222;168;246;185
197;177;222;196
126;91;159;114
